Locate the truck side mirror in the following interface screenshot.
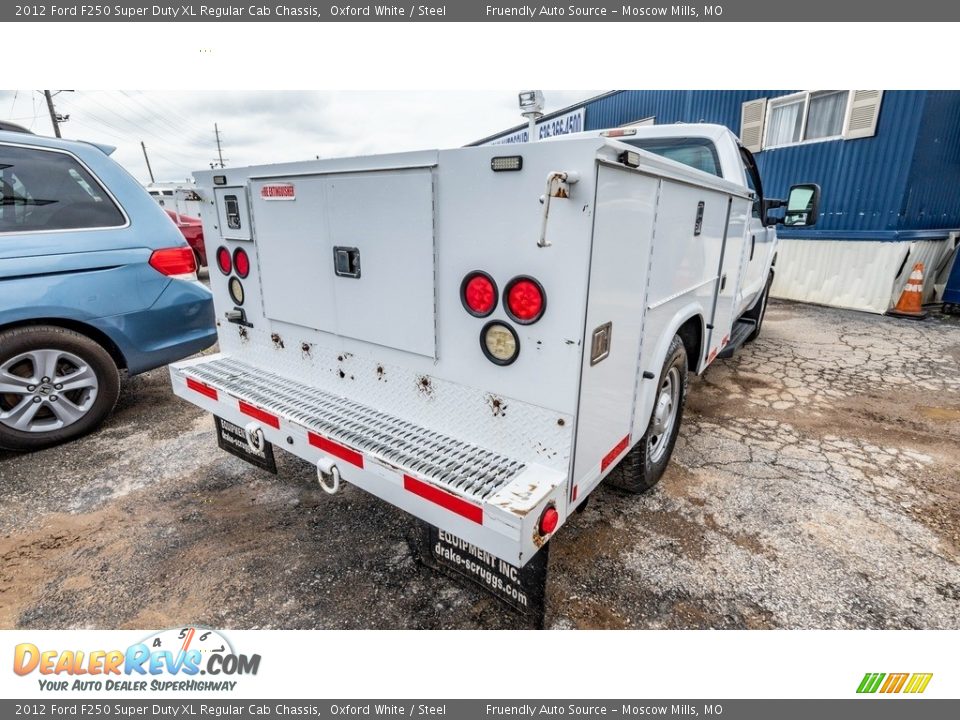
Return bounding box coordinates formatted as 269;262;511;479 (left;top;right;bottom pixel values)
783;183;820;227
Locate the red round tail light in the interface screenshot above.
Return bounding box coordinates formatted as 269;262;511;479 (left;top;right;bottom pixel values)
461;271;498;317
216;246;232;275
538;505;559;536
505;276;545;324
233;247;250;278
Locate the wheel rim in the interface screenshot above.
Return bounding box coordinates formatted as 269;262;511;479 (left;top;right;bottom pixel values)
648;366;680;464
0;348;100;433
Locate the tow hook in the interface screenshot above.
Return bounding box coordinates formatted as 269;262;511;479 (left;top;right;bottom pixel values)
316;457;341;495
244;422;265;453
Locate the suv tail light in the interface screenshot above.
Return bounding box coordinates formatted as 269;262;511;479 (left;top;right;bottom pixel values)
505;276;545;324
149;247;197;278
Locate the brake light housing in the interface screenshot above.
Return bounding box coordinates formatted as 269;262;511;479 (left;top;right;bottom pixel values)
149;247;197;278
216;246;232;275
233;247;250;278
505;276;546;324
461;271;498;318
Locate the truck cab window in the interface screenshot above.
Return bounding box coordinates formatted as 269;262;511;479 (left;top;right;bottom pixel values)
738;146;764;219
624;137;722;177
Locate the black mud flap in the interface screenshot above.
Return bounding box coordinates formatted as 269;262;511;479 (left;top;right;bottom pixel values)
214;415;277;474
415;522;549;628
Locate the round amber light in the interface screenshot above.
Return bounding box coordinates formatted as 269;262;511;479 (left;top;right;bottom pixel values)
228;277;245;305
481;322;519;365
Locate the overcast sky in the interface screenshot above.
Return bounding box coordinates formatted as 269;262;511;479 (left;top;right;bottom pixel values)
0;90;598;184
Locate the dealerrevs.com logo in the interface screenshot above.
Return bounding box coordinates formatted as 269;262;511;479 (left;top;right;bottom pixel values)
13;627;260;693
857;672;933;694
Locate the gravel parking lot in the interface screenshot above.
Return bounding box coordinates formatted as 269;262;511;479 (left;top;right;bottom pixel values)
1;301;958;629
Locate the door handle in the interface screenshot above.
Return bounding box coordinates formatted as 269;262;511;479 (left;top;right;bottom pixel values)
750;234;756;260
720;273;727;291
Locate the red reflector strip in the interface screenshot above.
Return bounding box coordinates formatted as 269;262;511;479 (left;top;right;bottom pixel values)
238;400;280;429
572;485;579;502
601;435;630;472
186;377;218;400
307;432;364;468
403;475;483;525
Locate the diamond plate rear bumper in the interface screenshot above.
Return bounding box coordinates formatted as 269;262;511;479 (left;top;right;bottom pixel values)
170;353;568;566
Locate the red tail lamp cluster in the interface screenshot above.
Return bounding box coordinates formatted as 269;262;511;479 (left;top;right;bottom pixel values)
461;272;498;317
217;245;251;306
505;276;546;324
460;271;546;365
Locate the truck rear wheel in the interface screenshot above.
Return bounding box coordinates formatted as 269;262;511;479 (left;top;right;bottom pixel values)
608;334;688;494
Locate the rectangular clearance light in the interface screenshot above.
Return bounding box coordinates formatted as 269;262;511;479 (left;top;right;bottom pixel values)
619;150;642;168
601;128;638;138
213;175;227;185
491;155;523;172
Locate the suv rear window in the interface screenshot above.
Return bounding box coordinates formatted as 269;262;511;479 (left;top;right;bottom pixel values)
624;137;722;177
0;144;125;233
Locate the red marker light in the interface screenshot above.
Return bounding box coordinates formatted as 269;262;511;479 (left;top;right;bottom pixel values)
233;247;250;278
506;277;545;324
461;272;497;317
216;246;232;275
539;505;559;535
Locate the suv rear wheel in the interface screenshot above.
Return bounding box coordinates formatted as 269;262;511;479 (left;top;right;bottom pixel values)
0;326;120;451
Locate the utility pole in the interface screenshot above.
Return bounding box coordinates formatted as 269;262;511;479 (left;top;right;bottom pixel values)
141;141;155;183
213;123;226;168
43;90;62;138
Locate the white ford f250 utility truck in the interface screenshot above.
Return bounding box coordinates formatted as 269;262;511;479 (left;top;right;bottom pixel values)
170;124;819;574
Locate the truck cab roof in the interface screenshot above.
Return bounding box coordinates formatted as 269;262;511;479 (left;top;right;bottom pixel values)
545;123;747;184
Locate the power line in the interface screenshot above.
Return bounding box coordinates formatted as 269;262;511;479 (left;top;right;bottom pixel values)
116;91;210;138
55;94;201;166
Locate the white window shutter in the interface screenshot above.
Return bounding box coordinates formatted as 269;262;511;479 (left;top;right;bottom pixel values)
740;98;767;152
845;90;883;139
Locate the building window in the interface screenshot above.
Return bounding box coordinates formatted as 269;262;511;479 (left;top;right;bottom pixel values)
765;91;850;148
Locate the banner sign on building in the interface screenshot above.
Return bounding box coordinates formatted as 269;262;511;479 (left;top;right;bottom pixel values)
485;108;585;145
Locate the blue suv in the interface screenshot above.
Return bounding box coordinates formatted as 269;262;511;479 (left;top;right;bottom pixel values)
0;128;216;451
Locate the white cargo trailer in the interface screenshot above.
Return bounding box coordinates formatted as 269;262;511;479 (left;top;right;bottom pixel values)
170;125;819;569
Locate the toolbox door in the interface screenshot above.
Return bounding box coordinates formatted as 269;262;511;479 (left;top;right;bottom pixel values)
251;167;437;358
706;197;750;360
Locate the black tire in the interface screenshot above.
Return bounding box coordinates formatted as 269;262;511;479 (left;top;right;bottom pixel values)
744;272;773;344
607;334;688;494
0;326;121;452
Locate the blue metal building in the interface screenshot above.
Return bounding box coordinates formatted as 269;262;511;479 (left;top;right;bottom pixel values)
476;91;960;313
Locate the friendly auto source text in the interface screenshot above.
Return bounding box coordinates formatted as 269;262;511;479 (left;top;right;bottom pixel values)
485;5;717;17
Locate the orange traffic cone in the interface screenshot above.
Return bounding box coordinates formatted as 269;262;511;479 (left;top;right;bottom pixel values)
888;262;929;319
